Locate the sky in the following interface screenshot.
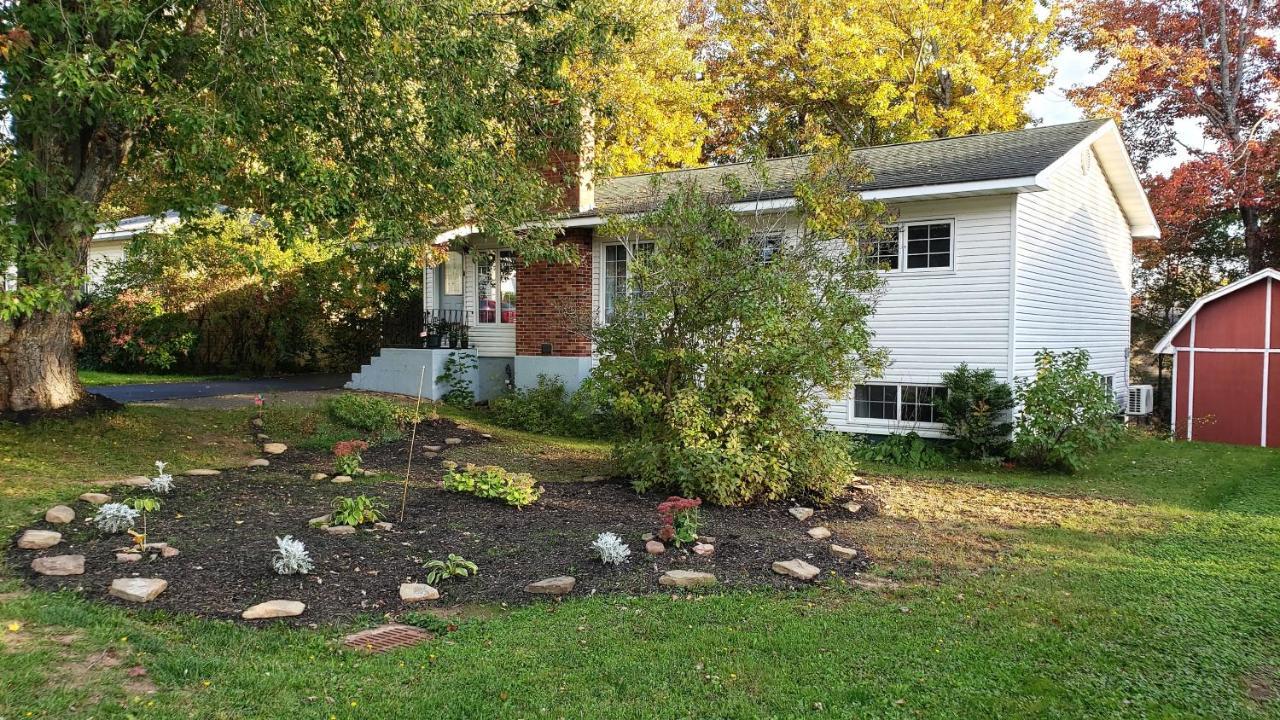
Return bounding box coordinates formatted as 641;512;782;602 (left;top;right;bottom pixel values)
1027;47;1205;177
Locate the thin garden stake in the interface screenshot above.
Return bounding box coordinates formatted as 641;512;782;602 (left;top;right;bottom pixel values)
399;364;427;523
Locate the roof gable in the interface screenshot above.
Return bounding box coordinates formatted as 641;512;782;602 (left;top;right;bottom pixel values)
1152;268;1280;353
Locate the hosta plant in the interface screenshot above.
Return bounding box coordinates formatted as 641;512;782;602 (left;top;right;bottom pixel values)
590;531;631;565
94;502;140;534
424;554;478;584
441;462;541;507
272;535;315;575
330;495;384;527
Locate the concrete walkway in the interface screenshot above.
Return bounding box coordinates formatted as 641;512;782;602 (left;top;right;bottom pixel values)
89;374;348;404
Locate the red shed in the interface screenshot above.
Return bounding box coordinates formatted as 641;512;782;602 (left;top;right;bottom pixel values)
1154;268;1280;447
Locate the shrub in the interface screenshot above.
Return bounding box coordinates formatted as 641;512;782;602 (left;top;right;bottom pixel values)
489;375;618;438
77;289;197;371
592;178;885;506
935;364;1014;459
332;439;369;476
590;531;632;565
441;462;542;507
147;460;175;494
656;496;701;546
436;352;476;407
1012;349;1123;472
850;432;945;468
327;393;398;434
94;502;139;534
272;535;314;575
330;495;384;526
424;554;478;584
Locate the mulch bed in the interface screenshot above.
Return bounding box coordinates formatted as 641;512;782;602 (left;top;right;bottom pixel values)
9;419;875;625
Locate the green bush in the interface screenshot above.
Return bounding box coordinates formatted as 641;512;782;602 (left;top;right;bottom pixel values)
326;393;399;434
850;432;945;468
489;375;617;438
436;352;476;407
1012;349;1122;472
77;289;197;371
936;363;1014;459
441;462;542;507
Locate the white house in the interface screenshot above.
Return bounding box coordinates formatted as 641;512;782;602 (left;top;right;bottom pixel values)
85;211;181;289
348;119;1158;437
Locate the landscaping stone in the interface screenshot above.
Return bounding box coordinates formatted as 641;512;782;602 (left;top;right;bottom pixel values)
524;576;576;595
772;559;820;581
116;552;141;563
242;600;305;620
17;529;61;550
184;469;220;476
251;417;264;429
109;577;168;603
255;433;270;441
843;502;863;514
309;514;333;526
830;544;858;561
45;505;75;524
658;570;717;588
399;583;439;602
325;525;356;536
122;475;152;487
645;540;666;555
852;483;874;493
79;492;110;505
806;526;832;540
374;522;393;531
444;437;462;445
788;507;814;521
331;475;353;484
262;442;287;455
422;452;439;460
247;459;270;468
160;545;180;558
641;532;656;541
424;445;443;452
692;542;715;556
32;554;85;576
309;473;329;481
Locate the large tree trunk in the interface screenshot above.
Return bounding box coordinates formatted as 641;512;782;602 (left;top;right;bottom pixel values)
1240;205;1266;273
0;309;84;413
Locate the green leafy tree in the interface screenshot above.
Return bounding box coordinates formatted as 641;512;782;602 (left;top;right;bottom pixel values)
0;0;618;413
935;363;1014;460
591;170;886;506
1012;349;1122;472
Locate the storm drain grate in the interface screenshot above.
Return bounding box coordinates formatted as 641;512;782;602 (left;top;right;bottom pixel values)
342;624;432;654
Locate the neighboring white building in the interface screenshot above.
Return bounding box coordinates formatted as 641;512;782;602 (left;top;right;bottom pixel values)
86;211;181;289
350;119;1158;437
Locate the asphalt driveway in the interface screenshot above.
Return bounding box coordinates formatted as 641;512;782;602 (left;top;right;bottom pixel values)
89;373;348;403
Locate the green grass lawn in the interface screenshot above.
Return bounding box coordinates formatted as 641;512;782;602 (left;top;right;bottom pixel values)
1;408;1277;719
78;369;244;386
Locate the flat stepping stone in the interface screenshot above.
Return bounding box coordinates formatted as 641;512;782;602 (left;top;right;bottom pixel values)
443;437;462;445
184;469;220;476
325;525;356;535
843;502;863;514
17;530;61;550
116;552;141;563
109;577;168;602
309;514;332;526
658;570;717;588
122;475;152;487
645;540;665;555
331;475;353;484
242;600;305;620
399;583;440;602
343;624;431;654
310;473;329;481
45;505;75;524
424;445;443;452
255;433;270;440
524;576;576;595
247;459;270;468
79;492;111;505
32;554;85;576
374;521;393;531
772;559;820;581
830;544;858;560
788;507;814;521
852;483;874;492
807;526;832;540
262;443;287;455
692;542;715;556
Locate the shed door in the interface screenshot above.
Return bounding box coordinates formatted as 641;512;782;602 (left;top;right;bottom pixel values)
1183;352;1266;446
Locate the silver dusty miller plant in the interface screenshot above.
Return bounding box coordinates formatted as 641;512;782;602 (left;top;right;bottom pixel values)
272;535;314;575
94;502;140;534
147;460;175;494
590;531;632;566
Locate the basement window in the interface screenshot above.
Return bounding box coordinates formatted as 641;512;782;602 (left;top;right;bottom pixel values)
853;383;947;423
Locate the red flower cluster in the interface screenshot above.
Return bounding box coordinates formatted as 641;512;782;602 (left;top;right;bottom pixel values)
332;439;369;458
657;496;702;543
657;495;701;523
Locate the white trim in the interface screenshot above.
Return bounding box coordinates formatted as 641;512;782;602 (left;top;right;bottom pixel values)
1263;279;1272;447
1159;347;1280;354
1153;268;1280;354
1186;316;1196;440
848;381;948;427
1169;350;1178;439
1007;196;1018;387
861;177;1043;201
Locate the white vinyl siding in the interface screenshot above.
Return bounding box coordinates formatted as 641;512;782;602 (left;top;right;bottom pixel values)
1014;146;1131;402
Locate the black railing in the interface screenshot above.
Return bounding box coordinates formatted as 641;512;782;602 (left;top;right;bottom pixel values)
423;309;473;349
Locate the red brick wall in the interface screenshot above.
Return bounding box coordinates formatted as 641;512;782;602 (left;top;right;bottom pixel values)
516;228;593;357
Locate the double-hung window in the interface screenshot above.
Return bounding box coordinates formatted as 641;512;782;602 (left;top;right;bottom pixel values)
476;250;517;324
853;383;947;423
862;220;953;271
603;242;654;322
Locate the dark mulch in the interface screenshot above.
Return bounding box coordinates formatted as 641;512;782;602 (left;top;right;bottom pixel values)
10;420;874;625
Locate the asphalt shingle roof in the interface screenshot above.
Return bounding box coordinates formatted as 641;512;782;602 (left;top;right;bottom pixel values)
588;119;1109;216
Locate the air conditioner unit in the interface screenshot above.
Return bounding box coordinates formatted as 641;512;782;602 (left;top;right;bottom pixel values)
1126;385;1154;416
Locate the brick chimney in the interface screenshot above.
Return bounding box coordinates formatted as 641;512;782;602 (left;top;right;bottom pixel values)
540;105;595;215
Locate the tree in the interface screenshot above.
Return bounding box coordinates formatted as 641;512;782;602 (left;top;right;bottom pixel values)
0;0;616;414
590;166;887;506
1062;0;1280;272
1012;349;1122;472
574;0;721;175
704;0;1056;160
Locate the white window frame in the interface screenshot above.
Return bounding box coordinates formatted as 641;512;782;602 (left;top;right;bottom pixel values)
850;382;948;426
867;219;955;273
475;248;517;326
601;240;654;323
